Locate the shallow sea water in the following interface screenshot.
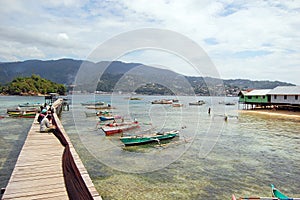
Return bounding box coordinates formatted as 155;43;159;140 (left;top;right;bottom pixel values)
1;95;300;199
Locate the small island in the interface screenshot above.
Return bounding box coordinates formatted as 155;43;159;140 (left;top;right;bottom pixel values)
0;74;66;96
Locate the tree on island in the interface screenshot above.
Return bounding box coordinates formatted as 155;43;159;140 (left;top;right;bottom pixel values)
1;74;66;95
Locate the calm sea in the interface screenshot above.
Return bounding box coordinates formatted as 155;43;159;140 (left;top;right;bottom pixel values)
1;95;299;199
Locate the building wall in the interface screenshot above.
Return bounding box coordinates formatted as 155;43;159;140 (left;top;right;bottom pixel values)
270;95;300;105
244;95;269;103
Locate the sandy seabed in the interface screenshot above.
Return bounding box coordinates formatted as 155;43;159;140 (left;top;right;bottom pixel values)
239;109;300;119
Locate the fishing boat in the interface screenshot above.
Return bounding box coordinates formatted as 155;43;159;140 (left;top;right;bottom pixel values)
120;130;179;146
271;184;291;199
85;110;112;117
81;101;105;106
151;99;173;104
189;100;205;106
85;105;114;110
8;111;37;118
101;121;140;136
129;97;142;100
172;103;183;107
99;115;122;121
7;107;37;113
225;102;236;106
18;102;42;107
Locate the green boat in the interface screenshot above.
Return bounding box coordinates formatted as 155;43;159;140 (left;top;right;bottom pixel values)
120;130;179;146
271;184;290;199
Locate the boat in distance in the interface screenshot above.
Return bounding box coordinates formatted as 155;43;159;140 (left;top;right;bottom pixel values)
101;121;140;136
99;115;122;121
189;100;205;106
81;101;105;106
120;130;179;146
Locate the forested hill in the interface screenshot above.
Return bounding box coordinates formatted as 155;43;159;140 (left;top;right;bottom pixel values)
0;59;295;95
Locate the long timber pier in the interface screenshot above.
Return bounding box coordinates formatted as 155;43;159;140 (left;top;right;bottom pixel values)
2;99;101;200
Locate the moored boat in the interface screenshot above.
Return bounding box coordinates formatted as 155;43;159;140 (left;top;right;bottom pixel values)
99;115;122;121
86;105;114;110
151;99;173;104
8;111;36;118
81;101;105;106
172;103;183;107
189;100;205;106
18;102;42;107
120;130;179;146
101;121;140;136
271;184;290;199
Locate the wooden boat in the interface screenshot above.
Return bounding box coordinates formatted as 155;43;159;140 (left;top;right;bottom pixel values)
18;102;42;107
120;130;179;146
99;115;122;121
101;121;140;136
271;184;290;199
8;111;36;118
172;103;183;107
151;99;173;104
129;97;142;100
189;100;205;106
81;101;105;106
225;102;236;106
85;110;112;117
86;105;115;110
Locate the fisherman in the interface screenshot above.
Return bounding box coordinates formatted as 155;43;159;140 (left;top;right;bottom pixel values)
208;107;211;115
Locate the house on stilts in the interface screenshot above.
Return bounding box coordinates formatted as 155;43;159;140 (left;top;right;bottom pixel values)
238;86;300;111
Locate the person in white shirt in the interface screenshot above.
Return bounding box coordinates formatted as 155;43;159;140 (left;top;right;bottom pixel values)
40;115;56;132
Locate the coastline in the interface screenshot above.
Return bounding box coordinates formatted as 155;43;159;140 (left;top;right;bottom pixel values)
239;109;300;119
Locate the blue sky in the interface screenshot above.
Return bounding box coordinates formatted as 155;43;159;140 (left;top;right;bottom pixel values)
0;0;299;85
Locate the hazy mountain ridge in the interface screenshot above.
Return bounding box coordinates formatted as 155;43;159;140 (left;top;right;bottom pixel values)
0;59;295;96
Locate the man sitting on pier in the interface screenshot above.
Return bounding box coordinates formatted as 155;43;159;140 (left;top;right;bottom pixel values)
40;115;56;133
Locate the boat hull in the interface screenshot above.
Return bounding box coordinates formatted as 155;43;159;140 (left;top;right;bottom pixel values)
101;122;140;136
120;130;179;146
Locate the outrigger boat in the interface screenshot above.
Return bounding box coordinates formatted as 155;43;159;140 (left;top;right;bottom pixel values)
101;121;140;136
120;130;179;146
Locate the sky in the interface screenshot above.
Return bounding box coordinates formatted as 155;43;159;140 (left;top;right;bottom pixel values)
0;0;299;85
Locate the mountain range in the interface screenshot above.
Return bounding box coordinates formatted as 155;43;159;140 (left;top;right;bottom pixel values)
0;59;295;96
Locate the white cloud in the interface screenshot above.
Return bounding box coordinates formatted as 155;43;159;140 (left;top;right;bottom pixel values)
0;0;299;84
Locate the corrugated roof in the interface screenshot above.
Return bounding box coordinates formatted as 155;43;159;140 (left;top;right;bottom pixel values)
267;86;300;95
244;89;271;96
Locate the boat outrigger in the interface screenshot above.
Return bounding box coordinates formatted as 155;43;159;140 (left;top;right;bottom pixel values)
120;130;179;146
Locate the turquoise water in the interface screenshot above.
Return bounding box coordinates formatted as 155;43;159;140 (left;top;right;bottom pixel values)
1;95;300;199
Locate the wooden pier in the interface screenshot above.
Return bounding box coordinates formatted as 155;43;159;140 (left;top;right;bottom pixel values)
2;99;101;200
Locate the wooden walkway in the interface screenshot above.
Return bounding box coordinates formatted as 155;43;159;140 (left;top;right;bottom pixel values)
2;115;67;199
2;99;101;200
